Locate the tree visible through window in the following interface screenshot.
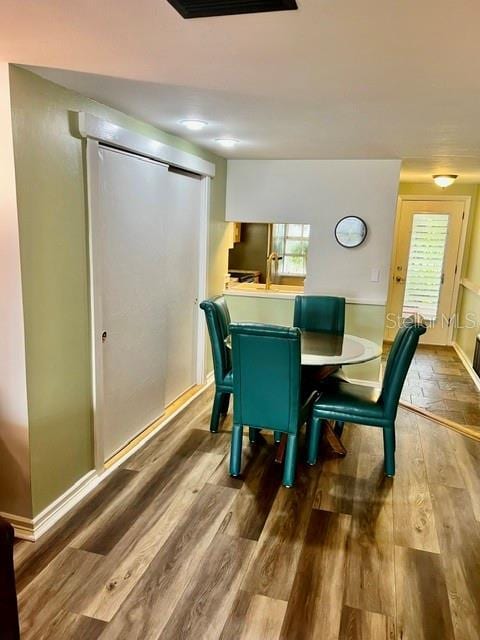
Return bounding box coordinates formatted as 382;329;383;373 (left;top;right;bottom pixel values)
271;223;310;276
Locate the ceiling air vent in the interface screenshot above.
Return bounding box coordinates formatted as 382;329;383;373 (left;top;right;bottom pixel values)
166;0;298;19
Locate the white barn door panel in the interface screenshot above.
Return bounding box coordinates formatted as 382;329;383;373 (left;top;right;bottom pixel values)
164;169;202;405
98;146;169;460
83;115;213;467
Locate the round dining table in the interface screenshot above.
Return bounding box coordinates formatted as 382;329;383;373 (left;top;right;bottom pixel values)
225;330;382;368
225;330;382;458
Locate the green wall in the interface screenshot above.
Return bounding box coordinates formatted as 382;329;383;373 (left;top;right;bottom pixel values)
9;65;228;515
454;188;480;362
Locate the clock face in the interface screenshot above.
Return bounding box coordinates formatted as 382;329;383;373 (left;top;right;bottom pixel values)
335;216;368;248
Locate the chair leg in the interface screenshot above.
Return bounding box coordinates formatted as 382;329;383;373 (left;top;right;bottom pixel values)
307;416;322;466
282;433;298;488
383;427;395;477
249;427;258;444
230;424;243;477
220;393;230;416
210;390;224;433
274;431;282;444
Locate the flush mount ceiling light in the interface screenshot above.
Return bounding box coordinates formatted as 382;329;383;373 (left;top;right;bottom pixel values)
216;138;238;148
180;119;208;131
433;174;458;188
166;0;298;19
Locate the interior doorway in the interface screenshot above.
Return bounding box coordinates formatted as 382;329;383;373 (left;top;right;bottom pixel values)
387;197;470;345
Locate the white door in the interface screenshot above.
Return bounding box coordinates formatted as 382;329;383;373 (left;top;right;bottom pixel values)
387;199;465;344
163;168;202;405
98;146;169;460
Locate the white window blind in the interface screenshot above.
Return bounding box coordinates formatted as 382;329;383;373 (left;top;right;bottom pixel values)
402;213;449;321
271;223;310;276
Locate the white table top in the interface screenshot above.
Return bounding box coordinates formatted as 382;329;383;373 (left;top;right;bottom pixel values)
225;330;382;367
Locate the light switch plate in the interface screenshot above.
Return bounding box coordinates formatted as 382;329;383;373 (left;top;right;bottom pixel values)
370;268;380;283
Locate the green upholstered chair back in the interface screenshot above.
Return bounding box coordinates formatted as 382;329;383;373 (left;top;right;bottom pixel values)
230;323;302;434
380;315;427;419
293;295;346;334
200;296;232;386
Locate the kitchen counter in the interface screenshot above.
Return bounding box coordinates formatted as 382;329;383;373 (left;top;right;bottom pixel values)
224;282;303;299
224;282;386;305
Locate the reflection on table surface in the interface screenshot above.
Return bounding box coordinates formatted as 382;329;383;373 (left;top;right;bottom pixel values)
301;331;344;357
300;331;381;366
225;329;382;367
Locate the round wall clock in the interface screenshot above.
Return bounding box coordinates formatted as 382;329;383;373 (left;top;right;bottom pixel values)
335;216;368;248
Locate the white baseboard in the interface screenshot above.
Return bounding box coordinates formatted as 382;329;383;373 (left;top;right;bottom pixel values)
452;342;480;391
0;512;36;541
0;470;100;541
3;379;213;541
33;471;101;540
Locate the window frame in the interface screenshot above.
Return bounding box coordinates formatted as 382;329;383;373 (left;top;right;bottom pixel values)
268;223;310;277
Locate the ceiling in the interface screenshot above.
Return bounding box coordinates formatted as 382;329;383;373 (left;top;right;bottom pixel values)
2;0;480;181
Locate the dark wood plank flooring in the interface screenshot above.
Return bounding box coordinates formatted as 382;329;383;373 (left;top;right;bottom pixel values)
14;385;480;639
384;343;480;435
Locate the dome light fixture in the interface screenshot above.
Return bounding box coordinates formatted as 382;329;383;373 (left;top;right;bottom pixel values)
433;174;458;188
180;119;208;131
215;138;238;148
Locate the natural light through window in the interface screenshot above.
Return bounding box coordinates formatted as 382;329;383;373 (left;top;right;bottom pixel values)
271;223;310;276
402;213;449;321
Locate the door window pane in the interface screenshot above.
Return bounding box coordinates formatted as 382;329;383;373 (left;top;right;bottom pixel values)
402;214;449;321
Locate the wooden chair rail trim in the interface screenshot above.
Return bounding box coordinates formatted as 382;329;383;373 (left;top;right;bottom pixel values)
400;400;480;442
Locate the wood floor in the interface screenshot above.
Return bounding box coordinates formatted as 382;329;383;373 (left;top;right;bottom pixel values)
14;386;480;640
386;344;480;436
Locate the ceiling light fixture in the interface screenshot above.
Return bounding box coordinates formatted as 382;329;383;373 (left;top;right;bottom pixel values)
433;174;458;188
167;0;298;19
180;119;208;131
216;138;238;148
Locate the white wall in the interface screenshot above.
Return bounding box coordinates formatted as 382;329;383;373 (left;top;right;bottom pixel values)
0;63;31;518
226;159;401;302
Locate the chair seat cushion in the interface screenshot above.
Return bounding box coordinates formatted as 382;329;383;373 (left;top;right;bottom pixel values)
313;381;386;426
218;369;233;391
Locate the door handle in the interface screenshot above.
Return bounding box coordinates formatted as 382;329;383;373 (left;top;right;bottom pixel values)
395;276;406;283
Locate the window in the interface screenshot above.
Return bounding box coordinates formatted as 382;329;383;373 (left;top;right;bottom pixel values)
270;223;310;276
402;213;449;321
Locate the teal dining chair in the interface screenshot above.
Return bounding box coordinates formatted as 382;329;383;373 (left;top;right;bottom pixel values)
306;315;427;476
229;323;317;488
293;295;346;334
200;296;233;432
294;295;347;410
